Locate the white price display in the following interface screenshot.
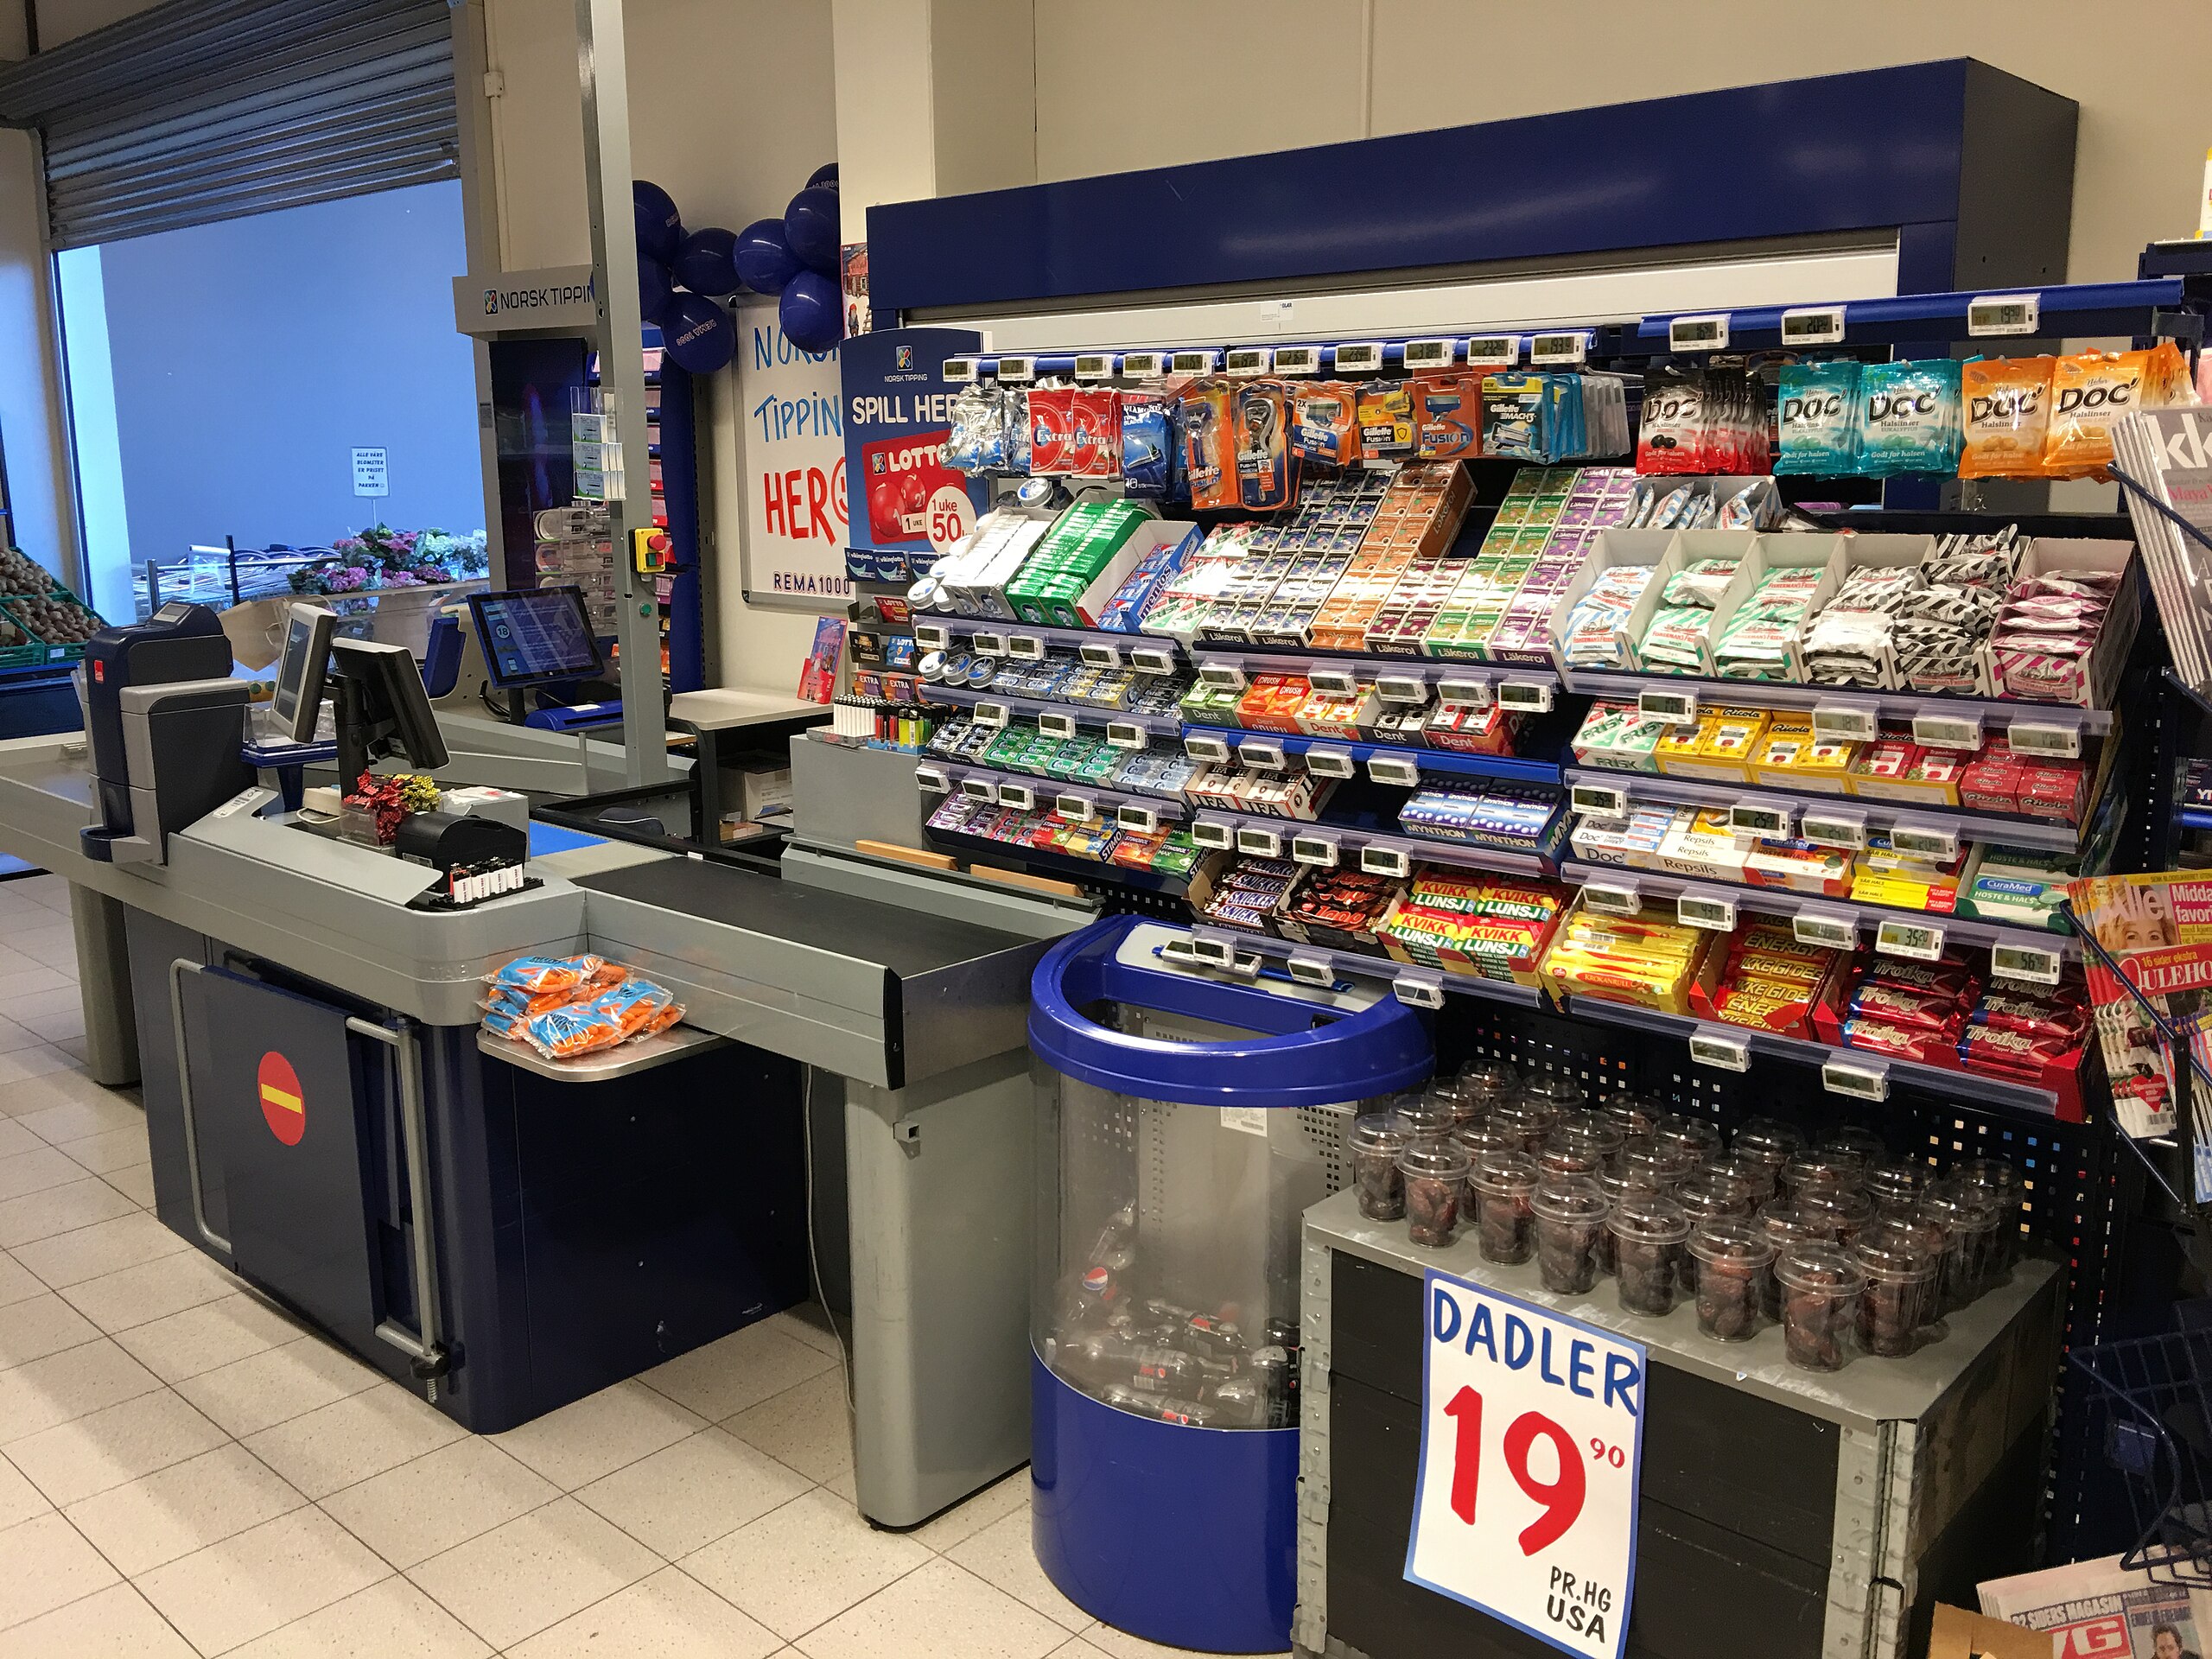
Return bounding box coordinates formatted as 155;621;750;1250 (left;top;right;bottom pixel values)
1967;294;2041;337
2008;720;2083;760
1237;739;1287;771
1274;346;1320;376
1394;976;1446;1009
996;356;1036;383
1498;680;1554;714
1336;341;1385;374
940;358;977;384
1072;353;1115;381
1306;748;1357;779
1888;823;1960;862
1911;712;1982;751
1993;943;2065;986
1729;802;1793;838
1130;647;1178;676
1404;338;1456;371
1637;688;1697;727
1677;893;1738;932
914;766;950;794
1236;826;1285;858
1292;834;1339;868
1688;1027;1752;1072
1369;755;1422;788
1581;882;1642;918
1571;784;1630;818
1822;1060;1890;1103
1190;932;1236;967
996;782;1034;810
1185;734;1232;764
1170;350;1217;375
1122;352;1166;378
1191;819;1236;850
1376;674;1430;705
971;632;1007;656
1875;919;1947;963
1224;347;1272;378
1529;332;1588;366
1811;702;1880;744
1308;666;1360;696
1438;677;1492;708
1287;955;1335;986
1800;811;1867;850
1079;642;1123;670
1362;845;1413;878
959;777;995;801
1038;712;1077;741
1115;804;1160;833
913;623;950;652
1054;794;1096;823
1779;305;1847;346
1198;661;1248;690
1465;335;1519;369
1668;314;1729;353
1105;721;1147;750
1794;912;1857;950
971;702;1010;729
1408;1271;1643;1659
1006;634;1046;661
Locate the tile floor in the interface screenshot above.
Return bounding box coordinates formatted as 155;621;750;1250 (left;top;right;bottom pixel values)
0;873;1280;1657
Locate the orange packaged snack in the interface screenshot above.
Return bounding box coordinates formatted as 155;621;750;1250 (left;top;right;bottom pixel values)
1959;356;2053;479
2042;345;2188;477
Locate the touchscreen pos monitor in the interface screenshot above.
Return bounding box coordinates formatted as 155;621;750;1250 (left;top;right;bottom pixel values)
328;636;449;785
269;605;336;743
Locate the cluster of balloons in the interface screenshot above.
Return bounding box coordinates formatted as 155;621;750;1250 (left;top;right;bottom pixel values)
632;163;842;374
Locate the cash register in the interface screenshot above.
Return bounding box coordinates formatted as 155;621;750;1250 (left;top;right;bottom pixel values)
468;585;623;734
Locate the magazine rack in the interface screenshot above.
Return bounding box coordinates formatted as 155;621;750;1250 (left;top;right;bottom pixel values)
2070;1326;2212;1585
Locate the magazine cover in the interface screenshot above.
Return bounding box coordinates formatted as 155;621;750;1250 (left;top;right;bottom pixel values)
1982;1554;2212;1656
2070;872;2212;1154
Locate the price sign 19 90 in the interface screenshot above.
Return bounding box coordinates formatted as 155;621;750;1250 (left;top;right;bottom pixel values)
1408;1272;1642;1659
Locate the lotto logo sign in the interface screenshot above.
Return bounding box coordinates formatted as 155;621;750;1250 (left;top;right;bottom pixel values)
860;432;967;544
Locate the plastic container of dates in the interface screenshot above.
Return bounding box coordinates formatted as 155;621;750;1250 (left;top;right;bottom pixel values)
1530;1176;1610;1295
1402;1141;1474;1249
1687;1217;1774;1343
1466;1150;1539;1264
1609;1192;1691;1318
1348;1115;1412;1222
1852;1224;1938;1358
1949;1158;2024;1277
1921;1184;2005;1313
1026;916;1429;1654
1775;1243;1866;1373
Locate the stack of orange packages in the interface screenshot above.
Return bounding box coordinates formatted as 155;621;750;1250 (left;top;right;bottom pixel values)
1686;923;1843;1039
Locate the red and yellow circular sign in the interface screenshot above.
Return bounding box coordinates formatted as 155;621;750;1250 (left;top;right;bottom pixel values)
257;1051;304;1146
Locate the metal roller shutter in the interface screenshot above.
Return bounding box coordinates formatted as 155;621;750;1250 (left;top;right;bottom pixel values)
0;0;457;249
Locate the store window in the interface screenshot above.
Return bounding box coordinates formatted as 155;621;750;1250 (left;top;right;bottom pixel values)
55;180;483;620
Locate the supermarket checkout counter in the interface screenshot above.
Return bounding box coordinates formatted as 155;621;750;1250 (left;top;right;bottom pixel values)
0;607;1054;1529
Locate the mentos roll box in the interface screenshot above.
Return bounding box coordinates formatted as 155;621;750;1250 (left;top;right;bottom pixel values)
1027;918;1430;1653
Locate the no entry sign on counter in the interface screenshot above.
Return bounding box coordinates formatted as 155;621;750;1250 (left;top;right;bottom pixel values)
1404;1269;1643;1658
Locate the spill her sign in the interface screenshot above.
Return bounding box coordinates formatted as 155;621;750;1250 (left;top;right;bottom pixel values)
1405;1270;1643;1658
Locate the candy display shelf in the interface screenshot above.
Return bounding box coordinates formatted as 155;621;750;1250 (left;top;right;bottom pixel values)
921;684;1183;740
912;617;1182;663
1183;808;1563;881
1185;645;1560;702
1560;669;2117;740
1554;860;2076;966
1179;725;1565;788
1556;994;2066;1117
1561;767;2090;855
1170;927;1548;1010
918;761;1187;823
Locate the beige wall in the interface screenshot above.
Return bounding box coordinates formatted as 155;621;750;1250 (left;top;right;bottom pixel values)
1030;0;2211;287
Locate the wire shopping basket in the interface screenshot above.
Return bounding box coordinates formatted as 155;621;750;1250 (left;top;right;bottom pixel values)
2071;1326;2212;1584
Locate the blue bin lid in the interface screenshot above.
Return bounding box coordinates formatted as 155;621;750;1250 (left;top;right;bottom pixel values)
1028;916;1432;1109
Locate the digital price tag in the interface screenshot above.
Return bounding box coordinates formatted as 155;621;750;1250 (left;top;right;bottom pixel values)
996;781;1035;810
1335;341;1385;374
1497;679;1554;714
1078;642;1123;670
1184;734;1233;764
1198;661;1248;690
1669;314;1730;353
1992;942;2066;986
1190;931;1238;968
1779;305;1847;346
1688;1027;1752;1072
1581;880;1643;918
1274;345;1320;377
1637;686;1699;727
996;356;1036;384
1191;818;1236;850
1822;1058;1890;1103
1362;845;1413;878
1071;353;1116;381
1376;674;1429;706
1911;711;1983;751
1307;665;1360;696
1287;955;1336;987
1236;738;1287;771
1037;711;1077;741
1888;822;1961;862
912;622;950;652
1115;803;1160;833
1392;974;1446;1010
1122;351;1166;378
914;766;950;794
1402;338;1456;372
1236;826;1285;859
1224;346;1272;378
1800;809;1867;849
1528;331;1588;366
1368;754;1422;789
1305;747;1357;779
971;702;1010;729
1105;721;1147;750
1130;646;1178;676
1677;891;1738;932
1464;335;1519;369
1291;833;1340;868
1793;911;1858;951
2008;719;2083;760
1571;781;1630;818
1170;349;1217;375
1729;801;1794;838
1054;793;1096;823
1006;633;1046;661
1811;702;1880;744
960;776;995;801
1436;677;1492;709
1874;918;1947;962
971;631;1007;657
1967;293;2041;337
940;358;977;384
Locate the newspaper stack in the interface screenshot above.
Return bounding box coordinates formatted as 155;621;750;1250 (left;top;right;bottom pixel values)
2113;409;2212;694
1980;1553;2211;1657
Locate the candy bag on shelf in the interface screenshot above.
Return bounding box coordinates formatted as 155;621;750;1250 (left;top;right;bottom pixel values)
1959;356;2054;479
1855;359;1961;477
1776;361;1861;474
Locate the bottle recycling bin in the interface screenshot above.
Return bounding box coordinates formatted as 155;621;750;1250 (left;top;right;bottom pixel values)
1026;917;1431;1653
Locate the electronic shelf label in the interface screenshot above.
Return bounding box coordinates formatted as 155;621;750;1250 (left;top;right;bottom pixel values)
1307;666;1361;696
996;781;1035;810
1779;305;1847;346
1376;674;1430;705
1306;747;1357;779
1912;711;1983;751
1668;314;1731;353
1287;954;1335;987
1967;294;2042;337
1185;734;1233;764
941;359;977;384
1638;686;1699;726
1105;721;1148;750
1072;353;1116;381
913;623;950;652
1336;341;1385;374
1794;911;1858;951
1393;974;1446;1010
1198;661;1248;690
915;766;950;794
1465;335;1519;369
996;356;1037;384
1191;818;1236;850
1436;677;1492;709
1811;702;1880;744
1529;332;1588;365
1078;642;1123;670
1274;346;1321;376
1689;1027;1752;1072
1171;349;1218;375
1037;711;1077;741
1237;826;1285;858
1292;833;1340;868
1362;845;1413;879
1006;633;1046;661
1822;1058;1890;1102
1116;803;1160;833
1888;822;1961;863
1122;352;1167;378
1677;891;1738;932
1130;646;1178;676
1191;931;1237;968
1237;738;1287;771
1402;338;1456;372
960;776;995;801
1800;808;1868;849
972;702;1011;729
1368;754;1421;788
1992;942;2066;986
1055;794;1096;823
1224;346;1272;378
971;631;1006;657
1571;781;1630;818
2008;719;2084;760
1497;680;1554;713
1581;880;1643;918
1729;801;1794;838
1874;918;1947;963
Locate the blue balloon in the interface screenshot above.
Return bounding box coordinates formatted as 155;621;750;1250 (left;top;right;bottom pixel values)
663;292;735;374
673;226;741;296
784;187;840;277
632;180;682;264
734;217;798;294
779;268;841;353
807;162;839;192
638;254;675;325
